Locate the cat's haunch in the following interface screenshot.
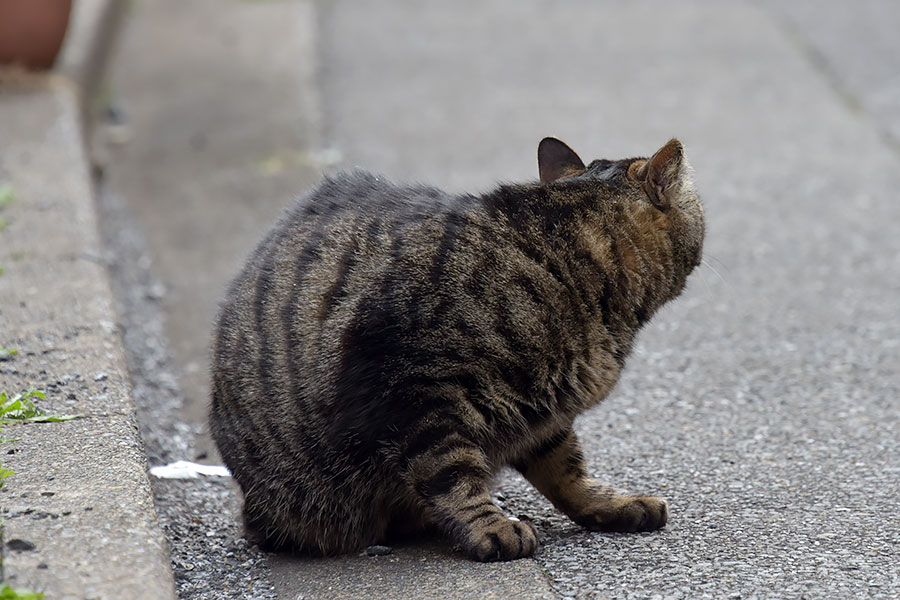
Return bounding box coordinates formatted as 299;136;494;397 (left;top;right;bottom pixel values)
209;137;704;561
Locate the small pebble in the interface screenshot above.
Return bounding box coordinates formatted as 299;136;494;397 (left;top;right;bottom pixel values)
7;539;37;552
364;545;393;556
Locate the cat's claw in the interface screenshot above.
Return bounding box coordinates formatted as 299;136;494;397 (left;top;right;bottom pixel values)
468;518;539;562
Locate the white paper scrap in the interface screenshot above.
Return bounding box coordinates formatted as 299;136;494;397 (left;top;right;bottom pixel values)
150;460;232;479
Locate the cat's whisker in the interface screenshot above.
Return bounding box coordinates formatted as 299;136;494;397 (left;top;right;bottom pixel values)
704;254;731;276
691;265;714;295
700;256;728;286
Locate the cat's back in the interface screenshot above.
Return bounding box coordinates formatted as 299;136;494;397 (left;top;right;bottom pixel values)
211;171;476;414
284;170;463;230
222;171;453;300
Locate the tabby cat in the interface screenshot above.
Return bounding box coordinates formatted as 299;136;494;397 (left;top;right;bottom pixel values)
209;137;704;561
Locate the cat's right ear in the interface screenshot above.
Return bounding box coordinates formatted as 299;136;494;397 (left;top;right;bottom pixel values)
628;139;689;210
538;137;587;183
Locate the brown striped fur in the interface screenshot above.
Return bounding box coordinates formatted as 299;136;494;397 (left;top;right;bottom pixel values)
209;138;704;561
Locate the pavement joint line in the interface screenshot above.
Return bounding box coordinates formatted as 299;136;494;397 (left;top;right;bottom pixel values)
760;2;900;159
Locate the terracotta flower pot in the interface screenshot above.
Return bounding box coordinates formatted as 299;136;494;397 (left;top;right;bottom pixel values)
0;0;73;70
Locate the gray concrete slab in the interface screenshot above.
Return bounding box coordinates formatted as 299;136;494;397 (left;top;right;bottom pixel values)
758;0;900;147
0;76;176;599
269;543;555;600
57;0;126;128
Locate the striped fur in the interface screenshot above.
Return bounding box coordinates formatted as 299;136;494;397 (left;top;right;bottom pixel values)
209;138;704;561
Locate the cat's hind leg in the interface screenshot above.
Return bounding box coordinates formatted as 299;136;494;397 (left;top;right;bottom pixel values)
401;424;538;561
515;428;667;532
240;470;392;555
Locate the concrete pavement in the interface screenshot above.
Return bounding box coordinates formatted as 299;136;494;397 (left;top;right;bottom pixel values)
94;0;900;598
0;75;176;599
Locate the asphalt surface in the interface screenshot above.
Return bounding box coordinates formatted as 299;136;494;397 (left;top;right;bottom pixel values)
100;0;900;598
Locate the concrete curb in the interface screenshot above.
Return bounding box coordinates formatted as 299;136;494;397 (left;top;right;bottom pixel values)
0;73;177;599
57;0;127;131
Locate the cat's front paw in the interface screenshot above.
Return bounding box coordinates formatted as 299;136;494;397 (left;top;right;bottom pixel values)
467;518;538;562
576;495;668;533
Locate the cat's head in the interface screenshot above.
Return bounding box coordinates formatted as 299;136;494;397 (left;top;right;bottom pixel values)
538;137;705;286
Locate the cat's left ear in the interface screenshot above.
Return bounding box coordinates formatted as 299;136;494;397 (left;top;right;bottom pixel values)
538;137;587;183
628;139;691;210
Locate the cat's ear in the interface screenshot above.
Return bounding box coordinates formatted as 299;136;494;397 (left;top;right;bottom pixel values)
538;137;587;183
628;139;690;210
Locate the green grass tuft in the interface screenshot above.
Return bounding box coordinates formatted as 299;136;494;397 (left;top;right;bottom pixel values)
0;585;45;600
0;389;81;488
0;183;14;207
0;389;81;425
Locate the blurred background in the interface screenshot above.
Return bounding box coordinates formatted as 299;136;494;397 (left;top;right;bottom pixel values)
5;0;898;598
